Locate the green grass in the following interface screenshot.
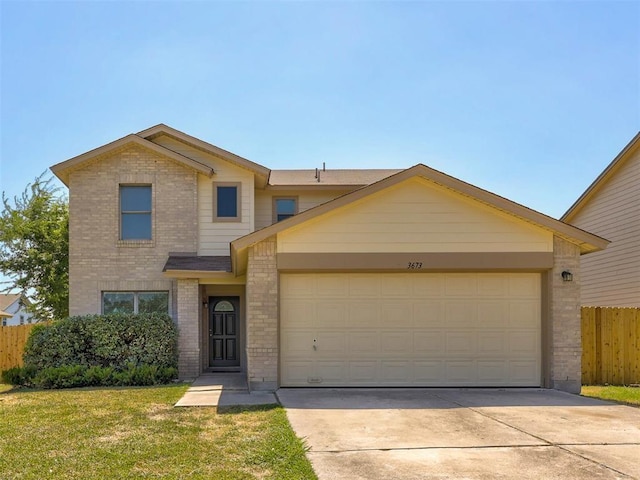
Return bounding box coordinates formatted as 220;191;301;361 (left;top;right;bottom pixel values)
0;383;317;479
581;385;640;407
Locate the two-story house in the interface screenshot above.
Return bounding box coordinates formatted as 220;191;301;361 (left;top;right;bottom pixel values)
0;293;34;326
562;132;640;307
51;124;607;393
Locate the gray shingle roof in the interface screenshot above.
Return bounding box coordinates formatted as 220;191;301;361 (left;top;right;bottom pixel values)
163;255;231;272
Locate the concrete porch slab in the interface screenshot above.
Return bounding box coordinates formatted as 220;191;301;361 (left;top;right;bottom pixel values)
175;373;278;408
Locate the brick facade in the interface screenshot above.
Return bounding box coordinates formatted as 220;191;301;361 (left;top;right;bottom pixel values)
245;236;278;391
67;145;199;378
177;278;200;379
548;236;582;393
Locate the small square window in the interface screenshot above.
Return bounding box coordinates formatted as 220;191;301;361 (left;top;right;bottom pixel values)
213;183;241;222
120;185;152;240
273;197;298;222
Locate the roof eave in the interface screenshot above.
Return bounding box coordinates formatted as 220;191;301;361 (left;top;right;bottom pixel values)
137;124;271;186
51;134;214;186
231;163;610;259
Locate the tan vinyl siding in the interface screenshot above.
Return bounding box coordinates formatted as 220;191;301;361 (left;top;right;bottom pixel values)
198;169;254;256
277;177;553;254
255;190;350;230
570;150;640;306
149;134;255;255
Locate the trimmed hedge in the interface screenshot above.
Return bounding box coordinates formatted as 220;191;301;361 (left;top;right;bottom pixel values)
3;313;179;389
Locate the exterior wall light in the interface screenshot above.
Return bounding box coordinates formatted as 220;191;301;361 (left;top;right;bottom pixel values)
202;300;209;309
561;271;573;282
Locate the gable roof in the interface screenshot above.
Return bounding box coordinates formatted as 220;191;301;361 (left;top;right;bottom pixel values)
0;293;22;311
51;133;215;186
562;132;640;222
138;124;270;186
231;163;609;274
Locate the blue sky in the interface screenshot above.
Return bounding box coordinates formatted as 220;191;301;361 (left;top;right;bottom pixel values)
1;0;638;219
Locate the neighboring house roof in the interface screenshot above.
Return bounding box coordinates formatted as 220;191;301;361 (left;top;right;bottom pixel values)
232;163;609;274
0;309;11;318
51;133;215;186
268;169;402;188
562;131;640;222
0;293;22;311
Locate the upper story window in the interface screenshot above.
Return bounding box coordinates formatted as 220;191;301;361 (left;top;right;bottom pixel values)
213;182;241;222
274;197;297;222
120;185;152;240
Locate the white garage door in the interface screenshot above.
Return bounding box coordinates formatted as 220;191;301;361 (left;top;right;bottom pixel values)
280;273;541;387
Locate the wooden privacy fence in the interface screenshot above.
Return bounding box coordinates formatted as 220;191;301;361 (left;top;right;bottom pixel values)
0;324;37;372
582;307;640;385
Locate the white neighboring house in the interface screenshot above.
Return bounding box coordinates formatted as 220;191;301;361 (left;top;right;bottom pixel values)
0;294;34;326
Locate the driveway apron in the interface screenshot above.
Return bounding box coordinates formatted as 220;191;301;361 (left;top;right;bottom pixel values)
277;388;640;480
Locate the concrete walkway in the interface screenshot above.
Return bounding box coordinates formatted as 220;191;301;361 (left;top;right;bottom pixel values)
174;373;278;409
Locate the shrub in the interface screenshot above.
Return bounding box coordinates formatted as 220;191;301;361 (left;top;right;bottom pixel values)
2;365;36;386
13;313;179;389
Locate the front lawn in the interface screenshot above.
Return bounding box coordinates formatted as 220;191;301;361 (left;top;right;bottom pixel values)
0;383;316;479
581;385;640;407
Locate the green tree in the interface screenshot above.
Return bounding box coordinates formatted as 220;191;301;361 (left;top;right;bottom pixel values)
0;174;69;320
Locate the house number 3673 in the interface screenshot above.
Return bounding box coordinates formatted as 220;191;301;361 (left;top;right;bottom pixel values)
407;262;423;269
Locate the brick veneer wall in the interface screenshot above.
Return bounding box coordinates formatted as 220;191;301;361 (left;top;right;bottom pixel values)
67;144;198;316
177;278;200;378
549;236;582;393
245;236;278;391
66;145;199;379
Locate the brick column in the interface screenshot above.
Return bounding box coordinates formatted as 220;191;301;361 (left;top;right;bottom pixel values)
549;236;582;393
246;236;278;391
177;278;200;380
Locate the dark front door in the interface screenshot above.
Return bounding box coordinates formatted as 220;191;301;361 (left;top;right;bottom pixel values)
209;297;240;367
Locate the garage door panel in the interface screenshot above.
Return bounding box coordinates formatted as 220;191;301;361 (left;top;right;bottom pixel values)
414;331;445;354
446;361;477;383
412;276;444;296
349;361;378;383
317;275;349;297
349;332;380;353
316;332;347;355
319;301;347;328
282;360;315;385
382;332;413;354
380;361;412;382
282;330;315;355
477;302;509;327
383;302;414;327
381;276;414;297
509;361;539;384
509;302;539;327
446;332;477;355
446;301;477;326
316;361;347;384
478;361;507;383
282;300;315;327
413;301;445;327
508;331;539;353
414;361;445;383
349;275;380;297
445;275;477;296
281;272;541;387
477;332;507;355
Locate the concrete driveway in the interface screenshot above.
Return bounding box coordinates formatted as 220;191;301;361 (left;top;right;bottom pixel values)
277;388;640;480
